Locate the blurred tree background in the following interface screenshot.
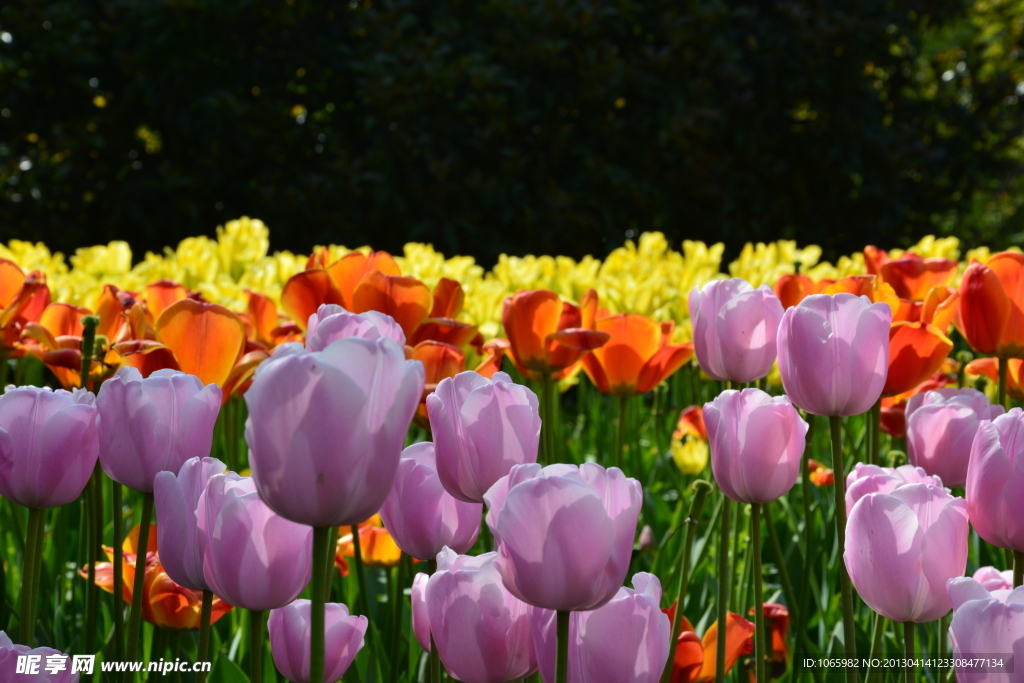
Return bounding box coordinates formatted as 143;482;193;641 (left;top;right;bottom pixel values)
1;0;1023;265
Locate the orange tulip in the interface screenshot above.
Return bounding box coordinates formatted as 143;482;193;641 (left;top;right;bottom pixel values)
882;322;953;396
501;289;609;381
335;514;402;576
863;247;957;302
674;405;707;442
241;290;300;348
280;268;345;332
807;459;834;487
581;314;693;395
142;280;190;320
958;253;1024;359
748;603;790;667
879;370;956;437
325;250;401;309
351;272;433;339
80;524;232;630
662;603;756;683
966;358;1024;401
821;275;900;317
773;274;819;309
19;302;94;388
0;263;51;356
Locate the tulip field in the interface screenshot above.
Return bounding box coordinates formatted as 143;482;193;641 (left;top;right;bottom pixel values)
0;222;1022;683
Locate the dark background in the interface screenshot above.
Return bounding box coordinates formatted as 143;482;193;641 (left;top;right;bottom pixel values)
2;0;1023;266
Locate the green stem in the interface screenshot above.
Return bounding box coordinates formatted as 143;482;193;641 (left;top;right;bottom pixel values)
428;558;441;683
325;526;339;602
19;507;42;644
998;357;1009;410
870;399;881;466
250;609;265;683
351;525;369;618
661;481;712;683
829;415;858;683
555;610;571;683
1015;551;1023;588
196;590;213;683
112;478;125;660
798;415;815;683
938;612;948;662
79;315;98;390
904;622;914;683
867;613;886;683
311;526;329;683
84;474;98;653
616;394;628;470
752;503;766;683
541;375;556;465
88;464;102;653
764;501;801;674
391;554;408;680
715;495;732;683
124;492;153;674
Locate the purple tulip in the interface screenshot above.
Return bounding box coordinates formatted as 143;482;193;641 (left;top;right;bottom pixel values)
378;443;482;560
777;293;892;416
845;463;944;515
971;566;1014;592
530;573;670;683
947;577;1024;682
966;408;1024;553
245;336;424;527
305;304;406;352
411;572;431;653
96;367;222;493
0;386;98;509
484;463;642;612
427;371;540;504
424;548;537;683
906;388;1003;488
0;631;79;682
153;456;227;591
688;279;785;383
268;599;367;683
196;472;313;611
845;484;968;623
703;388;806;504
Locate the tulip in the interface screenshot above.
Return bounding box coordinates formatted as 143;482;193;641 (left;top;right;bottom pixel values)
0;385;98;509
427;370;540;503
658;606;755;683
777;293;892;417
845;483;968;623
704;388;806;504
966;408;1024;554
410;572;431;653
582;314;693;395
904;388;1003;488
334;514;403;576
965;358;1024;402
304;304;406;351
879;370;955;438
196;472;313;611
268;600;367;683
873;250;958;302
351;272;433;339
378;442;482;560
882;322;953;397
423;549;537;683
411;340;506;428
946;577;1024;682
807;459;834;487
531;572;669;683
245;336;424;528
670;406;709;476
773;273;818;309
484;462;642;612
845;463;944;515
97;367;222;493
0;631;79;682
958;252;1024;361
971;566;1014;592
688;279;784;383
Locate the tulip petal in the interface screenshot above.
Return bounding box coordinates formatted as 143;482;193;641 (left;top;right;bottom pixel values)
281;269;346;332
351;272;432;339
326;250;401;309
143;280;190;320
883;322;953;396
155;299;246;388
431;278;465;318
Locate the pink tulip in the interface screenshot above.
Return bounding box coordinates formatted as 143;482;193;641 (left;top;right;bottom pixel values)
531;573;670;683
906;388;1003;488
196;472;313;611
96;367;222;493
688;279;784;383
378;442;482;560
777;293;892;416
0;631;78;681
845;484;968;623
153;456;227;591
305;304;406;352
427;371;541;503
411;572;431;653
966;408;1024;553
971;566;1015;592
946;577;1024;682
845;463;944;515
268;599;367;683
703;388;806;504
424;548;537;683
484;463;641;612
0;386;98;509
245;336;424;527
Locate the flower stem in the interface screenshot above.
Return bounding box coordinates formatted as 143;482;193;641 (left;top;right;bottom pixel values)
86;468;101;654
798;413;815;682
661;480;712;683
1015;551;1023;588
616;394;628;470
998;357;1009;410
325;526;339;602
870;399;881;466
196;590;213;683
829;415;858;683
428;559;441;683
19;506;43;645
867;613;886;683
715;494;732;683
765;501;801;675
124;492;153;676
541;375;556;465
752;503;766;683
111;478;124;660
555;610;571;683
311;526;329;683
250;609;264;683
904;622;914;683
351;525;369;618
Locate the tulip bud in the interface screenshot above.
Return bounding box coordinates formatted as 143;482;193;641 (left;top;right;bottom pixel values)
946;577;1024;679
845;462;944;516
0;632;79;682
268;599;367;683
966;408;1024;553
